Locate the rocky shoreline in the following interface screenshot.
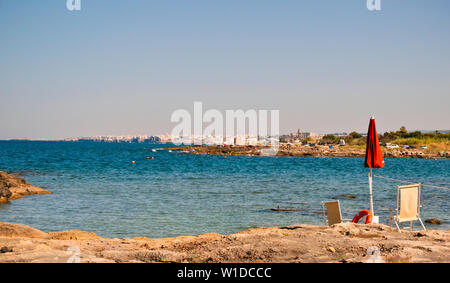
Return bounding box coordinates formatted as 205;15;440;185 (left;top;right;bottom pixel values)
0;171;51;203
170;144;450;159
0;221;448;263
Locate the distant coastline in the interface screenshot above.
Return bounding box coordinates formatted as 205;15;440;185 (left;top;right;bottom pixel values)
1;139;448;159
1;129;448;144
0;136;163;143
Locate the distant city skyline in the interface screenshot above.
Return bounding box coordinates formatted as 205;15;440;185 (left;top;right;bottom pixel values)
2;128;449;142
1;0;449;139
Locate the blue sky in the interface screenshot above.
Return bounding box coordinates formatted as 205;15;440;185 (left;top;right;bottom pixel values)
1;0;449;139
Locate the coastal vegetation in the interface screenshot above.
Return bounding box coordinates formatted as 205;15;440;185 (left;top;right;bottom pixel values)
315;127;450;149
379;127;450;145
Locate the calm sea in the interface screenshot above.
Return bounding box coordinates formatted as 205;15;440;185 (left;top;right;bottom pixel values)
0;141;448;238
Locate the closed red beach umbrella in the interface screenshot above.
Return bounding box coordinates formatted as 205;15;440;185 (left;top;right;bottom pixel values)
364;117;384;219
365;118;384;169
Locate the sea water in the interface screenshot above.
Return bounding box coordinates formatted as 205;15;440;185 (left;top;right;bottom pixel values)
0;141;448;238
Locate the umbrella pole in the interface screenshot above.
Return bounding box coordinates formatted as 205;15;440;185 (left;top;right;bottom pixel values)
369;168;374;216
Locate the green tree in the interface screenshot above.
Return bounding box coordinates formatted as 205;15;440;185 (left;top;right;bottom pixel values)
322;134;337;140
321;134;338;144
349;131;362;139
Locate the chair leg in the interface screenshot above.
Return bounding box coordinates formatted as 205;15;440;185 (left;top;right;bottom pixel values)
394;220;401;233
388;209;392;227
322;202;327;226
418;218;426;231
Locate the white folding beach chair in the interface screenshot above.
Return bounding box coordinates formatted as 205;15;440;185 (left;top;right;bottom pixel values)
322;200;351;226
393;184;426;232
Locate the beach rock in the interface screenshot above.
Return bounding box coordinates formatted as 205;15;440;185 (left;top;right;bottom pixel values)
269;206;302;212
326;247;336;253
0;187;12;202
0;247;13;253
47;230;100;241
437;151;449;157
0;221;47;238
425;219;443;225
179;145;446;159
0;171;50;202
334;194;357;199
415;232;426;238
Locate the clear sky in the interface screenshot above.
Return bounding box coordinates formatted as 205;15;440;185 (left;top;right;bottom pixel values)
1;0;449;139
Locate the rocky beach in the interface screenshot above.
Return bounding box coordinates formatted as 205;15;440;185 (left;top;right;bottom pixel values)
0;221;449;263
171;144;450;159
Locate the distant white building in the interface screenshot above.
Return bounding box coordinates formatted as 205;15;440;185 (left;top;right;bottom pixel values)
290;129;322;140
234;136;246;146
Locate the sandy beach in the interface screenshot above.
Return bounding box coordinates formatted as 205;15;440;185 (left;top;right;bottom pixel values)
0;221;448;263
